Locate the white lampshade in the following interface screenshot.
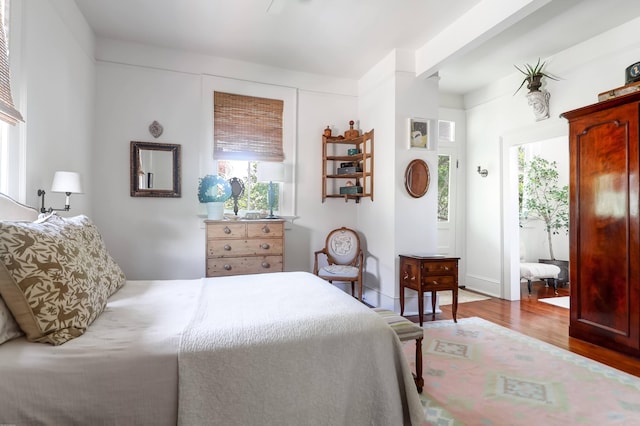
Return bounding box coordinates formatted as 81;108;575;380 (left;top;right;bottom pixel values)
51;171;83;194
256;162;285;183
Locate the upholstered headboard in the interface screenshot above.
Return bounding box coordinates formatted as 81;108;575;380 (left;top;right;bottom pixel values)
0;193;39;221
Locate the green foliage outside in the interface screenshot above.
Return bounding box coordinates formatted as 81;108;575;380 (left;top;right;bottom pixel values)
218;161;279;213
437;155;450;221
522;155;569;260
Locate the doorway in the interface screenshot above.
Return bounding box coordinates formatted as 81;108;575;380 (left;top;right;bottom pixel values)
500;121;568;301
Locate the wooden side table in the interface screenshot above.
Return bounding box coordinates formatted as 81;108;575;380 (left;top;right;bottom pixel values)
399;255;459;325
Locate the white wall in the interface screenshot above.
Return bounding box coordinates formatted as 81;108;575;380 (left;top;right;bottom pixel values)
16;0;95;214
357;50;439;311
463;16;640;298
90;39;366;280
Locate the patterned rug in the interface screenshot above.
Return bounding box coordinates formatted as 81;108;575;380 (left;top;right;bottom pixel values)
402;317;640;425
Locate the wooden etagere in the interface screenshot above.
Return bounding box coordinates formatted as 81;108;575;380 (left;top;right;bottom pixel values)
322;129;374;203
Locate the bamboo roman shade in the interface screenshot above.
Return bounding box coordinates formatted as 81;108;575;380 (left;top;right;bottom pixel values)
0;2;22;126
213;91;284;161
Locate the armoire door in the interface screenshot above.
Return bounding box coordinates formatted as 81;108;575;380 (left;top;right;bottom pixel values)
564;96;640;357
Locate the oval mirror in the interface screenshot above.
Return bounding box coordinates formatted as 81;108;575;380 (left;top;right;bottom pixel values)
404;159;430;198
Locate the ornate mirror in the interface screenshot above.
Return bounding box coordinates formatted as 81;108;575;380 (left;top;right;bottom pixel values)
130;141;181;197
404;159;430;198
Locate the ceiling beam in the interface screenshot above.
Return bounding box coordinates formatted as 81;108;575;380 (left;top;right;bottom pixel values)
415;0;552;79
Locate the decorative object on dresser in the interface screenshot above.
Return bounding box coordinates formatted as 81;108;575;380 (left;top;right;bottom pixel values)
313;227;364;301
399;255;459;326
205;220;284;277
322;127;373;203
561;91;640;358
228;177;245;216
37;171;83;213
130;141;181;198
198;174;232;220
256;162;285;219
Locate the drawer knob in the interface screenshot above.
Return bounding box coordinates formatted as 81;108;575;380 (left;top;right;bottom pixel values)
441;266;449;271
224;244;231;251
261;262;271;268
262;225;270;234
261;243;270;249
403;272;415;281
431;280;439;285
224;264;232;271
223;226;231;234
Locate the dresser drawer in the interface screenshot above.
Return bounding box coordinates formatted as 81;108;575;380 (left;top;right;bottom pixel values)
421;275;456;289
207;238;284;257
207;255;283;276
421;261;457;276
206;222;247;239
247;222;283;238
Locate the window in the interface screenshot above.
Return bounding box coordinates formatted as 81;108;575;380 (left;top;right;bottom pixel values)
203;76;297;217
213;91;286;215
437;120;456;222
217;160;279;214
437;155;450;222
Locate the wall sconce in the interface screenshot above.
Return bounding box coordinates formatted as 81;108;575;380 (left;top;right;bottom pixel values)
477;166;488;177
256;162;285;219
38;171;83;213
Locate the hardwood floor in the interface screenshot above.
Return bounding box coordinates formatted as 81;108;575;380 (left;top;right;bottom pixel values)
404;281;640;378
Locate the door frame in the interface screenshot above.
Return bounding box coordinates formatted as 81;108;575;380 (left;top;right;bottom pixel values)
500;120;567;301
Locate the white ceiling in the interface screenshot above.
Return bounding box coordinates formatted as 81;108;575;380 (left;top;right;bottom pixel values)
74;0;640;95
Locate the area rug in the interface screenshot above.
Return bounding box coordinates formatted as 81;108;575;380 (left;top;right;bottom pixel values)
438;289;490;305
539;296;570;309
402;317;640;425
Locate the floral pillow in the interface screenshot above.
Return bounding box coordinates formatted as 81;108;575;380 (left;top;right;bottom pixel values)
0;215;125;345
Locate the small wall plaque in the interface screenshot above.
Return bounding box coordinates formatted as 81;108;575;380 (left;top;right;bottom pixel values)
149;120;163;138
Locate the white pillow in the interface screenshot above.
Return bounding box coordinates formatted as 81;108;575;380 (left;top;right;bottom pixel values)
0;296;22;344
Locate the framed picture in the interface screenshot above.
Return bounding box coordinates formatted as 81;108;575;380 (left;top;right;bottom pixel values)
409;117;430;149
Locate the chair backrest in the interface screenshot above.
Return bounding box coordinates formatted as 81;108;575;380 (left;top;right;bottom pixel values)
325;227;361;266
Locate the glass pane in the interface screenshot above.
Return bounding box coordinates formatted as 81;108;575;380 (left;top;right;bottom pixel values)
438;155;451;222
218;160;279;214
438;120;455;143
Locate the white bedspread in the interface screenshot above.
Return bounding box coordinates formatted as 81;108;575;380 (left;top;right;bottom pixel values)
0;272;424;425
0;279;202;425
178;272;424;426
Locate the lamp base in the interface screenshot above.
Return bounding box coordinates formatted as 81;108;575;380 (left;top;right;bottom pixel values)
264;214;280;219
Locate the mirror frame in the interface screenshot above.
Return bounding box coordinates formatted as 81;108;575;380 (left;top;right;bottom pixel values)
404;159;430;198
130;141;182;198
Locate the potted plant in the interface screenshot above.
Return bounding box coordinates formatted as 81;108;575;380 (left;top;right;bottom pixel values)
514;58;559;95
198;175;232;220
522;155;569;282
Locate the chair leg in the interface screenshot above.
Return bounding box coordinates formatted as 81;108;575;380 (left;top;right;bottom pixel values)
415;337;423;393
350;281;355;298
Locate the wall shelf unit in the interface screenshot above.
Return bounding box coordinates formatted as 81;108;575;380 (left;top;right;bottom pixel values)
322;129;374;203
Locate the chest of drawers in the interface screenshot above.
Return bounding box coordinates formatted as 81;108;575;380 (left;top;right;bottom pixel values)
205;220;285;277
399;255;459;325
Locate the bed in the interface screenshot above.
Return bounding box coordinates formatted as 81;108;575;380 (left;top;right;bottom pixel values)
0;193;424;425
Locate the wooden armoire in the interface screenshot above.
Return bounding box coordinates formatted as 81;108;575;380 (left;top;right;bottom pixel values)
562;92;640;358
